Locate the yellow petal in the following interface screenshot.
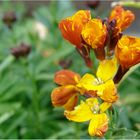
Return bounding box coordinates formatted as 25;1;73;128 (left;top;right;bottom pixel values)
64;100;93;122
96;57;118;81
100;102;112;113
88;113;108;137
77;73;105;94
63;94;78;111
99;80;118;103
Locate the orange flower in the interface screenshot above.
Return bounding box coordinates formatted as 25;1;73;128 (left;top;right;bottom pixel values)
59;10;91;47
109;5;135;32
81;19;107;60
115;35;140;69
82;19;107;49
51;70;81;110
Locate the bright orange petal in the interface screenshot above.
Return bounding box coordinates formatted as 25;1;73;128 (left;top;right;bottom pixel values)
88;113;108;137
63;94;78;111
115;35;140;69
54;70;81;86
59;10;91;47
51;85;77;107
109;5;135;31
82;19;107;49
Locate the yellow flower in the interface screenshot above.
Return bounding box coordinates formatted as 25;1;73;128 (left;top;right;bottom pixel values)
65;98;111;137
109;5;135;32
51;70;81;111
59;10;91;47
115;35;140;69
77;57;118;103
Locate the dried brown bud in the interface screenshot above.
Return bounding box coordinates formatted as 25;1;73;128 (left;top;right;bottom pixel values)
2;11;17;28
59;59;72;69
11;43;31;58
86;0;100;9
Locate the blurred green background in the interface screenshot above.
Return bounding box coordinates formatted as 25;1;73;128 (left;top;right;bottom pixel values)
0;0;140;139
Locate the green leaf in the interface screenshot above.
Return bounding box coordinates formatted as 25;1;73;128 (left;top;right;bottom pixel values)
112;128;137;139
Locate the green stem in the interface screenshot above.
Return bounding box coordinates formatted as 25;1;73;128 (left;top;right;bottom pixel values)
117;63;140;87
31;74;39;118
23;61;40;123
112;1;140;9
0;55;15;74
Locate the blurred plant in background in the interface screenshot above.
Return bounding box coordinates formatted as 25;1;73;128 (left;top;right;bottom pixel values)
0;0;139;139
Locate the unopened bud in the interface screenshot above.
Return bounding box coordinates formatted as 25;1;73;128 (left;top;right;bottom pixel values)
2;11;17;28
59;59;72;69
86;0;100;9
11;43;31;58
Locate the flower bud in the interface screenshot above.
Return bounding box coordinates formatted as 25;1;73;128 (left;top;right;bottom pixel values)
109;5;135;32
2;11;16;28
11;43;31;58
86;0;100;9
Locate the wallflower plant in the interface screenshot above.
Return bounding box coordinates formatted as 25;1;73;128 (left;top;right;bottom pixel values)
51;5;140;138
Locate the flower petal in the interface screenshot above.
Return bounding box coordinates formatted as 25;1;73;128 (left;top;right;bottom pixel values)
51;85;77;107
54;70;81;86
100;102;112;113
64;99;94;122
109;5;135;31
96;57;118;82
77;73;104;94
81;19;107;49
63;94;78;111
59;10;91;47
99;80;118;103
88;113;108;137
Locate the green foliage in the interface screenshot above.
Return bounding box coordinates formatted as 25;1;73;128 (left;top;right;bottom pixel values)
0;0;139;139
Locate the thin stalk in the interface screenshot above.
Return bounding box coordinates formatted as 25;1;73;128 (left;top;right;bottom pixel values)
23;61;40;129
111;1;140;9
117;63;140;88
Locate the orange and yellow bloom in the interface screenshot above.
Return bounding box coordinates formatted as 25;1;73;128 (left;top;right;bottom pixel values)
51;70;81;111
109;5;135;33
51;5;140;138
59;10;91;48
77;58;118;103
81;19;107;60
115;35;140;69
65;98;111;137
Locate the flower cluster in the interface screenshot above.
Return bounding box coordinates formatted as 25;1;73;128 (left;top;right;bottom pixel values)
51;6;140;137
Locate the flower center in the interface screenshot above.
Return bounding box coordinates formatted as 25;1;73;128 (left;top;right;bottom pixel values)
91;104;99;114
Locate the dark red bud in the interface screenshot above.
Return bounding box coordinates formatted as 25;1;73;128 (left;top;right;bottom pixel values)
86;0;100;9
11;43;31;58
59;59;72;69
2;11;17;28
